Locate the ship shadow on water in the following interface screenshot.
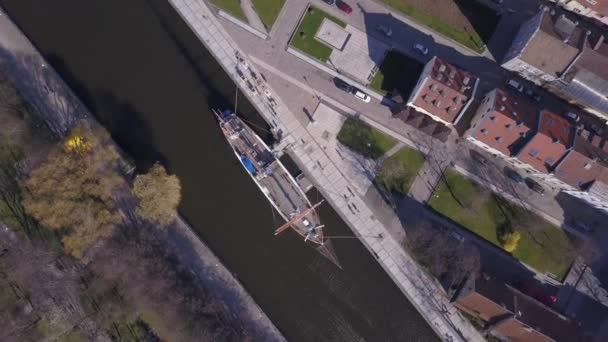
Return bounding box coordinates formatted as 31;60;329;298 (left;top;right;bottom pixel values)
0;0;439;339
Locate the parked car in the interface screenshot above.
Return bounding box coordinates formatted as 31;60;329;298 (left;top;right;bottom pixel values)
337;1;352;14
506;79;524;92
590;123;604;135
451;231;465;242
524;88;542;102
566;111;580;122
354;89;371;103
470;150;487;165
413;43;428;55
524;177;545;195
505;168;523;183
323;0;336;5
515;281;557;307
376;24;392;37
334;77;353;93
572;221;593;233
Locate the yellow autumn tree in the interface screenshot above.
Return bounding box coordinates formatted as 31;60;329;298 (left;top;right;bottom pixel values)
133;163;181;228
22;122;124;258
501;231;521;252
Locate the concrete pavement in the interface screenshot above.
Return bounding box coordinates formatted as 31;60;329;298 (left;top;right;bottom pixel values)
174;0;487;340
219;0;608;235
240;0;267;33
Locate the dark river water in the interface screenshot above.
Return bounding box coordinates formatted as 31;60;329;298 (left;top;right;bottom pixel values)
0;1;438;340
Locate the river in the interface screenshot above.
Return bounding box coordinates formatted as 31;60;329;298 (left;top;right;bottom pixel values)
0;0;438;340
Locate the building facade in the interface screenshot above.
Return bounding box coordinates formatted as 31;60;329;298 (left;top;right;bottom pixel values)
467;88;538;170
503;8;608;120
453;274;583;342
552;0;608;25
407;57;479;126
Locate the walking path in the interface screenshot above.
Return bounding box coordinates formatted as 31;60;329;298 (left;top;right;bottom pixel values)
240;0;267;33
170;0;486;340
0;8;284;341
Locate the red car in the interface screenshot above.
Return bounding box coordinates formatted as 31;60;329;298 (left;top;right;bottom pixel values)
337;2;352;14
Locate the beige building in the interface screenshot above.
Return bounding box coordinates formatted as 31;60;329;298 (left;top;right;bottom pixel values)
551;0;608;25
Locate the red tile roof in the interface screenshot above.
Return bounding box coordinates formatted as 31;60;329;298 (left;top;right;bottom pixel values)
470;89;538;156
554;130;608;189
582;0;608;16
455;275;583;342
517;111;574;173
411;57;477;124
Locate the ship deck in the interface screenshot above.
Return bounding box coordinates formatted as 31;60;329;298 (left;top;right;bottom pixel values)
257;160;321;236
220;113;323;243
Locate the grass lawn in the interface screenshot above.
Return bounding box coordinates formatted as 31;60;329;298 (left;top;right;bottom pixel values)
252;0;286;30
369;50;422;96
429;169;576;280
376;147;425;195
378;0;499;53
209;0;247;22
290;6;346;62
337;117;397;160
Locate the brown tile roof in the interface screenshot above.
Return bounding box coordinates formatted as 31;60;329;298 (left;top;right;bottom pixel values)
470;89;538;156
517;111;574;173
411;57;477;124
493;318;553;342
455;275;583;342
554;129;608;189
502;285;583;342
583;0;608;16
572;46;608;81
521;13;581;78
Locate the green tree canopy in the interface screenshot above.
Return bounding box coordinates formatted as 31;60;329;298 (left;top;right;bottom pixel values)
133;163;181;228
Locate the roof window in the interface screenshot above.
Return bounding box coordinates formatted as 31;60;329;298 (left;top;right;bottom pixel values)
529;148;539;156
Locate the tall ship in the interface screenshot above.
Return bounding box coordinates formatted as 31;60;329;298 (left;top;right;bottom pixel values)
214;109;339;266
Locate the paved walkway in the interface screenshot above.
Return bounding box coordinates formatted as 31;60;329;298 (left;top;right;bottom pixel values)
172;0;486;340
240;0;267;33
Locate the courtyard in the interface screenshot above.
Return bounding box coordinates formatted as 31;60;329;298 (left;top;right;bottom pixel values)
429;169;576;280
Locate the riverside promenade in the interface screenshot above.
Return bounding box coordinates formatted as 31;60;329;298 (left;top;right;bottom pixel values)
0;9;284;341
168;0;485;341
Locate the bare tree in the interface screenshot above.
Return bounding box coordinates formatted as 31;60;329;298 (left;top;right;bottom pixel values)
405;222;480;283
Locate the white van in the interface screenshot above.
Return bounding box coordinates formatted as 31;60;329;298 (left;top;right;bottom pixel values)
506;79;524;92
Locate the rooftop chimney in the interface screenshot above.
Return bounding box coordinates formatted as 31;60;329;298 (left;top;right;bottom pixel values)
463;76;470;85
439;64;446;73
449;69;457;79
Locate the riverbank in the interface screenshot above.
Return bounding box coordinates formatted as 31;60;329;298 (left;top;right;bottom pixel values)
0;7;285;341
167;0;479;340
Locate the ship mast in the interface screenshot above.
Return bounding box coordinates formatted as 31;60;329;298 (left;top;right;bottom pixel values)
274;200;325;239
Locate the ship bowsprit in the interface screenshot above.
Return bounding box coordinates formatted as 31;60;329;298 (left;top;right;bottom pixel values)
316;239;341;269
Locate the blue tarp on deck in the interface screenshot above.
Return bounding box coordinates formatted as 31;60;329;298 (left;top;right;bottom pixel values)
240;155;257;175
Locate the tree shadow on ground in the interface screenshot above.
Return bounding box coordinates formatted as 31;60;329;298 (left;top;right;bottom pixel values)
0;48;84;137
453;0;501;45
